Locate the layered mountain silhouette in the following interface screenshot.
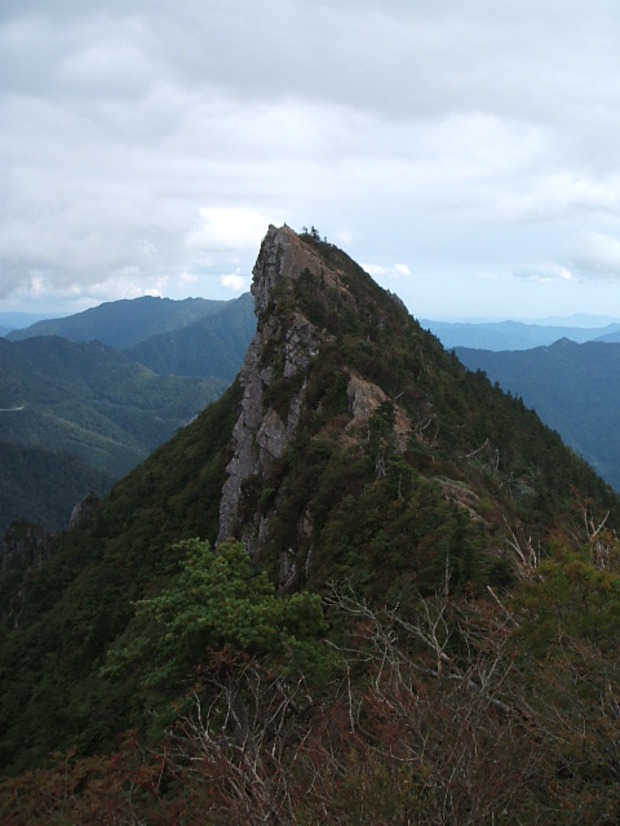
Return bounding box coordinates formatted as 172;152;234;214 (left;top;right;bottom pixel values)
0;294;255;536
456;339;620;489
7;295;232;349
423;317;620;351
7;292;256;379
1;226;619;821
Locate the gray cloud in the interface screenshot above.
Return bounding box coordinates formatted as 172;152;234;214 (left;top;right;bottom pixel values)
3;1;620;318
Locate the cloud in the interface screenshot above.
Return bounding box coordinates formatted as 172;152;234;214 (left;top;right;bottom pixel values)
219;273;249;292
4;1;620;319
513;263;575;284
363;263;411;280
571;231;620;278
185;208;272;253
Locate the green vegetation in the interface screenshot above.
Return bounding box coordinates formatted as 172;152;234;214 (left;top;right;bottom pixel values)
7;295;232;349
457;338;620;489
124;292;256;380
0;442;113;535
1;228;619;822
0;335;226;536
103;538;328;694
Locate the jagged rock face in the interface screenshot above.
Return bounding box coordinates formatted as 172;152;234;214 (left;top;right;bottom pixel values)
69;493;101;530
218;227;325;549
217;225;413;561
216;224;616;598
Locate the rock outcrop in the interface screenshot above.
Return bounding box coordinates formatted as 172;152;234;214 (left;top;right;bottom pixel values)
217;225;412;558
218;227;325;549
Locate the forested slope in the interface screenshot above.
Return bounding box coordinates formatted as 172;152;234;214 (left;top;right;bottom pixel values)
1;226;618;823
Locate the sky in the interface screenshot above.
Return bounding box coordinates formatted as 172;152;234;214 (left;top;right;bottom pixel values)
4;1;620;322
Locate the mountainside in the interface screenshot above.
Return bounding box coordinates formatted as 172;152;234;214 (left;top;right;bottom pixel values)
0;335;226;536
124;292;256;379
456;339;620;489
423;317;620;350
0;442;114;535
6;295;231;349
595;328;620;343
0;312;66;333
215;228;616;589
1;226;619;822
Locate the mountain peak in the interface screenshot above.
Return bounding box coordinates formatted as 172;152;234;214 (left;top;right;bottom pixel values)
251;224;346;315
219;226;330;548
218;225;617;592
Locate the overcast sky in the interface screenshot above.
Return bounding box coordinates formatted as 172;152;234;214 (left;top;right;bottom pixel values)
3;1;620;321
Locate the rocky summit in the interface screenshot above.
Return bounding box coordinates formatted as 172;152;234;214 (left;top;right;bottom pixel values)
215;224;617;596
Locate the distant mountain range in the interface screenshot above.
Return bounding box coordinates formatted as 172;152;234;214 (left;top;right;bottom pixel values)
6;296;228;348
456;338;620;489
0;294;255;536
421;318;620;351
123;293;255;380
0;335;228;535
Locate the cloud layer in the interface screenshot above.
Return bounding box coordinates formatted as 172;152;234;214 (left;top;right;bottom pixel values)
3;1;620;318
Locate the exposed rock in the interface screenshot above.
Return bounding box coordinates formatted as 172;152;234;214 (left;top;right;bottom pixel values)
218;226;323;550
283;313;321;378
69;493;101;529
251;225;323;316
345;372;411;450
256;409;289;466
217;225;417;557
346;373;389;419
439;479;488;524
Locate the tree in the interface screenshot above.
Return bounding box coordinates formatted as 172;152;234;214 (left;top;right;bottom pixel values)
102;537;328;690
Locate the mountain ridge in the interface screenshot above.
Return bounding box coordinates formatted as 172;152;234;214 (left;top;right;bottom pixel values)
6;295;233;349
422;317;620;351
1;226;619;821
0;335;227;536
456;338;620;489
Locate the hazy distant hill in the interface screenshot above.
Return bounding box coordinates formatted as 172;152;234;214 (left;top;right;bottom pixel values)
6;296;230;349
594;329;620;343
423;318;620;351
0;335;226;536
124;292;256;379
6;293;257;380
456;338;620;489
0;311;66;334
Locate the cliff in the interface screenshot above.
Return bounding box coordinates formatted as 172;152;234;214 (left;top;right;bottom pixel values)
216;225;618;595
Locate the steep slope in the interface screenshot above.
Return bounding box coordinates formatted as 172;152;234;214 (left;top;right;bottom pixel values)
6;295;231;349
1;225;619;781
217;226;617;595
423;318;620;350
124;292;256;379
456;339;620;489
0;335;226;536
0;442;114;534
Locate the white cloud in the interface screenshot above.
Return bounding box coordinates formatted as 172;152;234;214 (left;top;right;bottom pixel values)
185;208;271;253
363;263;411;280
513;263;575;284
219;273;249;292
571;231;620;278
4;2;620;318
